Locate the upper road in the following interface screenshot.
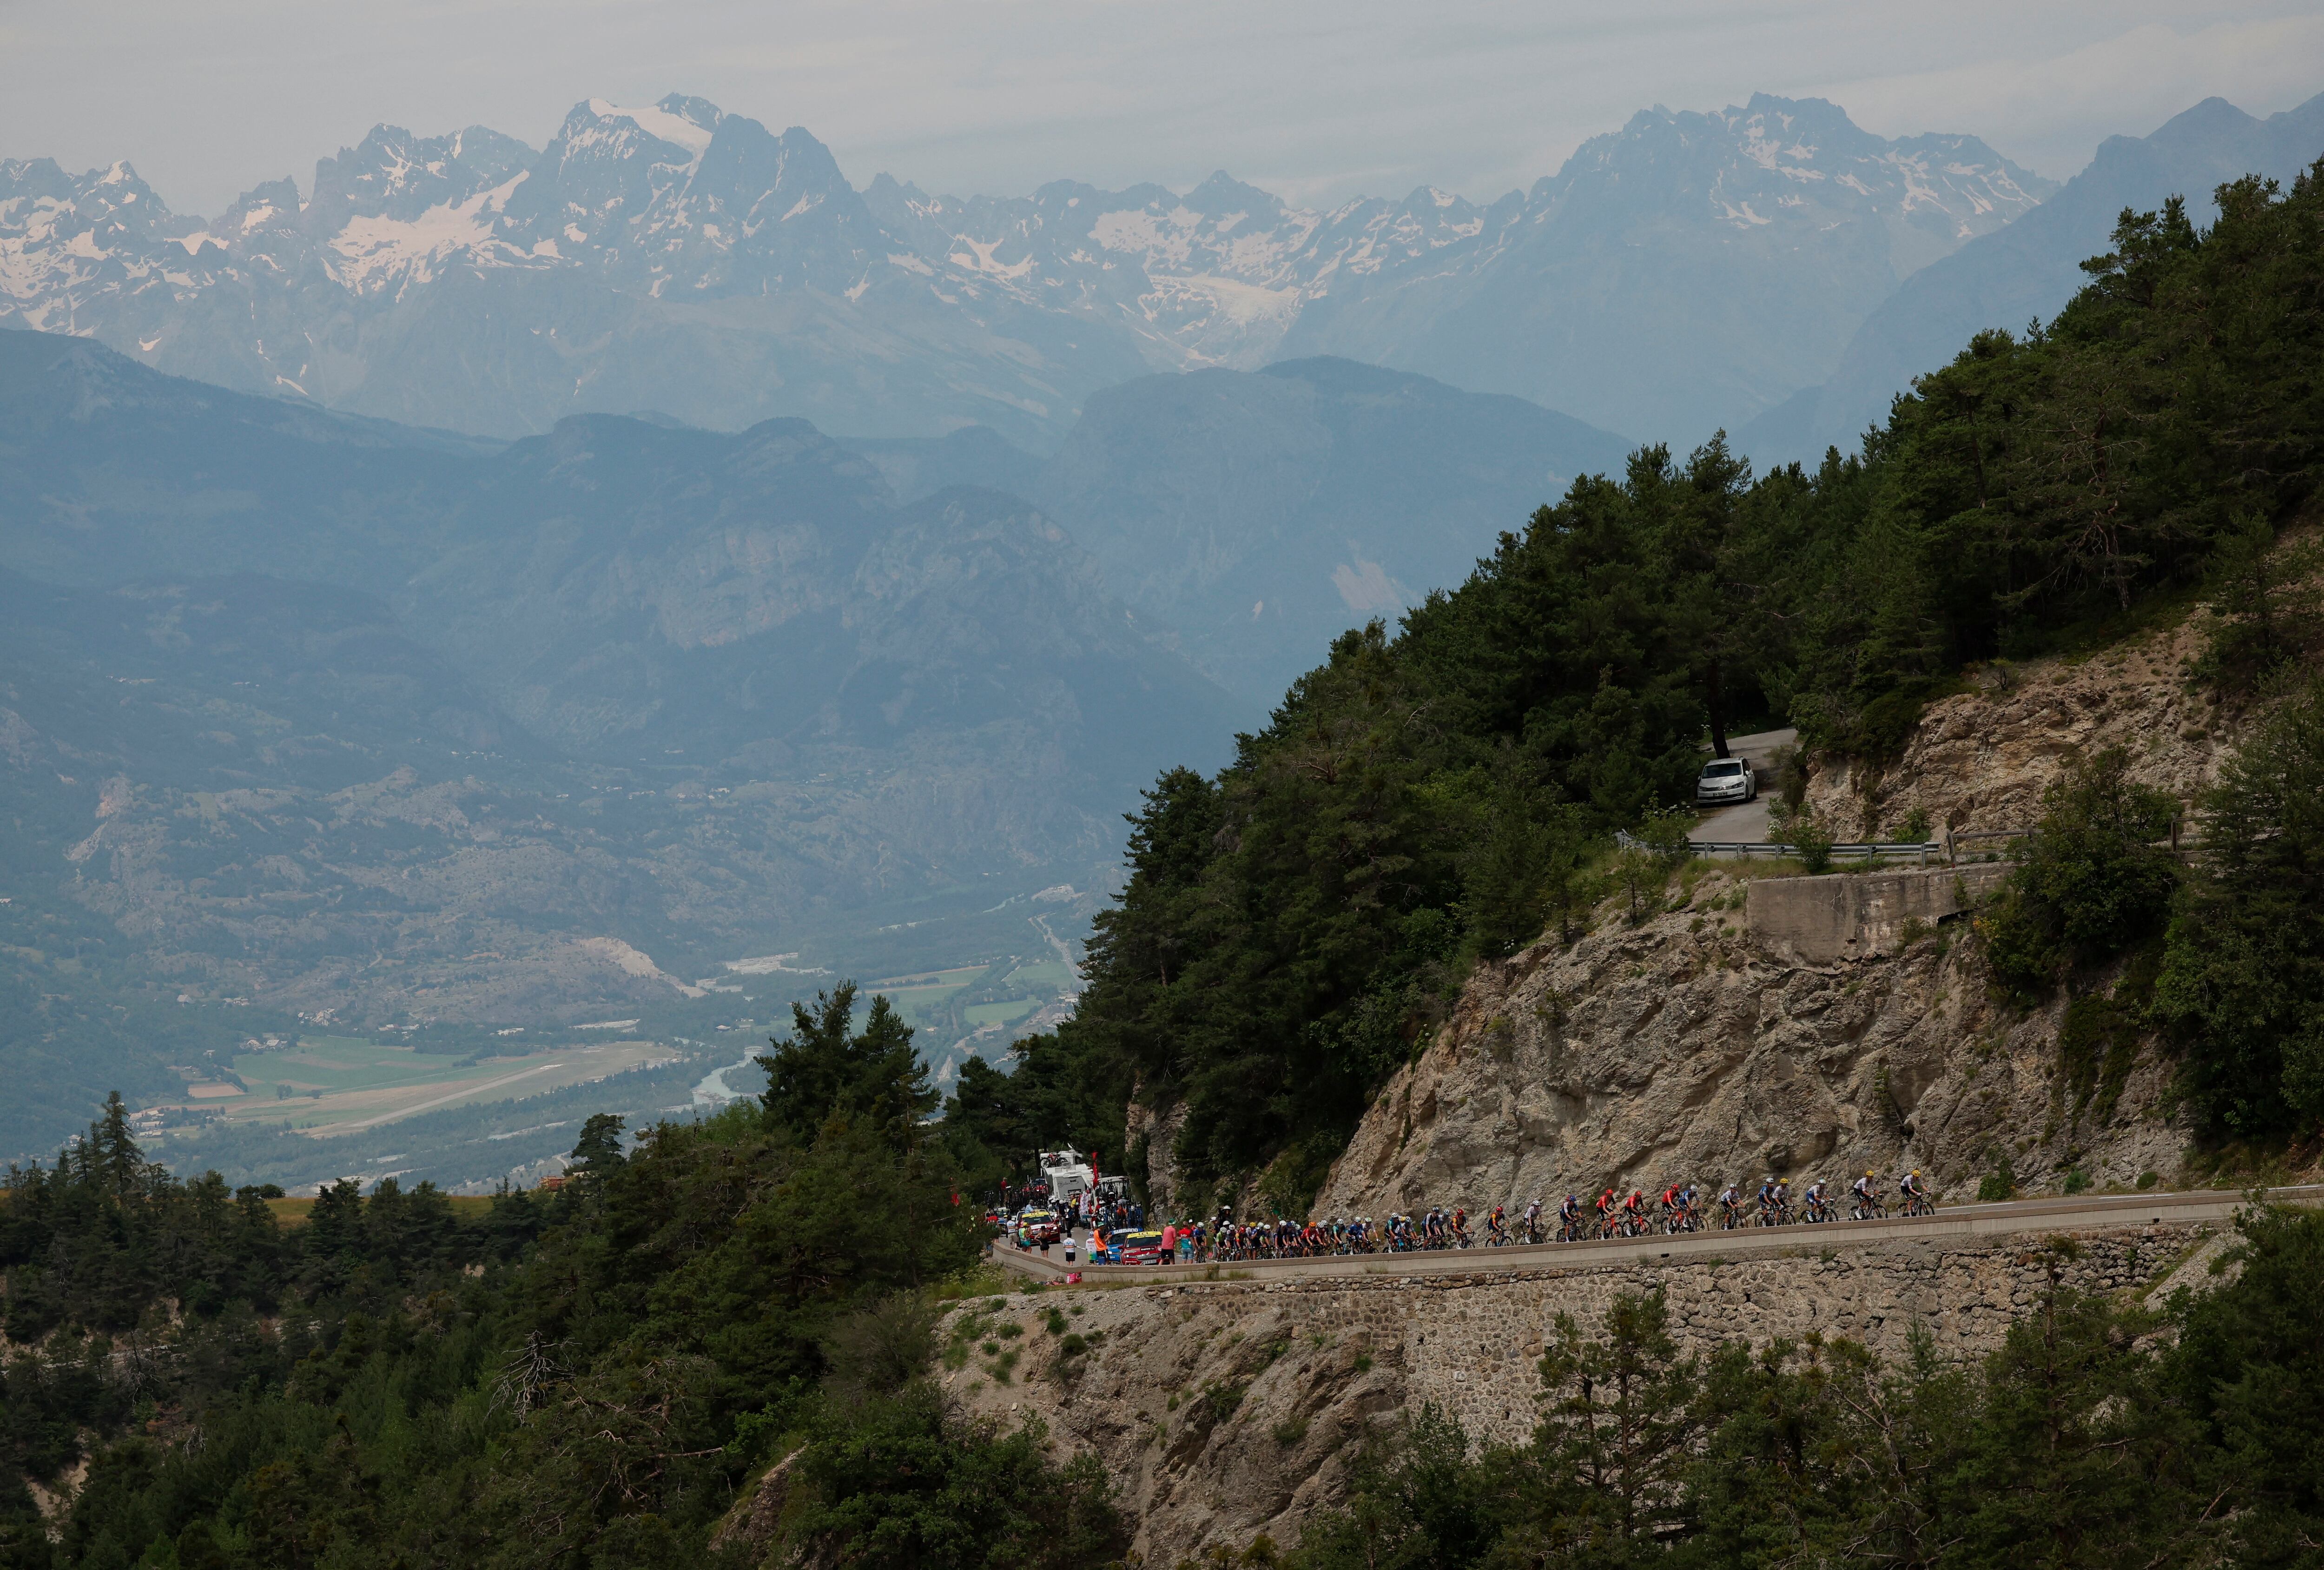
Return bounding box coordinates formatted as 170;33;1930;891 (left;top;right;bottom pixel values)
1689;725;1795;844
991;1184;2324;1285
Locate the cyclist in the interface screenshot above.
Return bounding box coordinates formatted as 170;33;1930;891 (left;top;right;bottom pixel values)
1524;1197;1545;1244
1718;1182;1744;1230
1772;1176;1792;1225
1852;1169;1881;1219
1451;1206;1472;1247
1901;1169;1931;1215
1559;1192;1583;1241
1595;1186;1618;1238
1487;1206;1508;1246
1659;1183;1684;1234
1803;1179;1829;1224
1620;1189;1648;1236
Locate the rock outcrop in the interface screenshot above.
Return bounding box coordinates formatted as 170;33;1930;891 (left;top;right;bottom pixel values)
1806;615;2234;840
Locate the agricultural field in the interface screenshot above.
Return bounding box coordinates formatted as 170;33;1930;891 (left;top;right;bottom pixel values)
194;1036;677;1136
864;956;1079;1044
865;965;994;1033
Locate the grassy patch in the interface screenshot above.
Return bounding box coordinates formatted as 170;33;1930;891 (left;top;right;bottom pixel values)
264;1194;495;1226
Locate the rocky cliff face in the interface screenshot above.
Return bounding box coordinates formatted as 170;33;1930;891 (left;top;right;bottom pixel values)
1315;863;2182;1219
1804;613;2237;841
1310;610;2251;1221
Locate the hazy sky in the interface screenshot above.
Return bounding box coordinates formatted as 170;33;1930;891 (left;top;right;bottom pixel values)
4;0;2321;217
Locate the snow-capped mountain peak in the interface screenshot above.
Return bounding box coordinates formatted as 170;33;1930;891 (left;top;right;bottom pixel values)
1;88;2066;444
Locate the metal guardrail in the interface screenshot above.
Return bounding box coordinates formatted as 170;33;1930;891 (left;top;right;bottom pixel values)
1685;839;1948;863
1661;827;2038;865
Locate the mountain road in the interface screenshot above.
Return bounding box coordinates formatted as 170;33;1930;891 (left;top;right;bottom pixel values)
990;1183;2323;1285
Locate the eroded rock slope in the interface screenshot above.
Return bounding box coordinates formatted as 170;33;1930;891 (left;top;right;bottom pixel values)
1316;866;2180;1218
1805;615;2235;840
1314;611;2254;1219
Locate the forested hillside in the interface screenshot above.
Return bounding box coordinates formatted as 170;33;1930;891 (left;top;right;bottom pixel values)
951;160;2324;1214
0;1017;1122;1570
10;1028;2324;1569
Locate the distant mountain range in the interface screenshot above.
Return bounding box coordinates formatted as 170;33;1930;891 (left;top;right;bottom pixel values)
1;92;2050;446
0;323;1627;1152
1745;90;2324;462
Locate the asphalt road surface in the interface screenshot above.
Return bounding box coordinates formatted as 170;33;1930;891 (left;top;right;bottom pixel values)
993;1184;2324;1285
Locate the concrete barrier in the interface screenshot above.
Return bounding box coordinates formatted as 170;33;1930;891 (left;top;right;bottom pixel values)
1745;862;2010;963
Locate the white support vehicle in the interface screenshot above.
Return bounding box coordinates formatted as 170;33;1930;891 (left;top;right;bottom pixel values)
1695;756;1756;805
1036;1148;1096;1207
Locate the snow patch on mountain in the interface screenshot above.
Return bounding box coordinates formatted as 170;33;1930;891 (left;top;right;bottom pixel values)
327;175;532;293
586;98;716;162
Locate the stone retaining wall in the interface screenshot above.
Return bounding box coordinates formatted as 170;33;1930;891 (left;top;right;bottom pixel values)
1746;861;2010;964
943;1220;2215;1563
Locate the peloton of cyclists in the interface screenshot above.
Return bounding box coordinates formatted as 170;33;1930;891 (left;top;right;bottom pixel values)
1128;1167;1934;1265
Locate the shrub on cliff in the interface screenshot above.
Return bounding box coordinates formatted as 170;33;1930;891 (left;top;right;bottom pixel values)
2156;677;2324;1136
1978;748;2179;1003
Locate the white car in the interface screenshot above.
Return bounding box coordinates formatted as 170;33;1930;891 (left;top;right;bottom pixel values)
1695;757;1756;805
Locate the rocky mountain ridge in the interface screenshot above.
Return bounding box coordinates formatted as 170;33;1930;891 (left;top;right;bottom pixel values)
2;92;2049;443
1028;356;1634;701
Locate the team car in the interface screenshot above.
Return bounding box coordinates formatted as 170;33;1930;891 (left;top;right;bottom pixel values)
1103;1229;1168;1265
